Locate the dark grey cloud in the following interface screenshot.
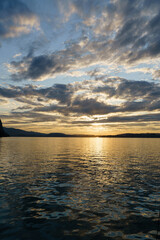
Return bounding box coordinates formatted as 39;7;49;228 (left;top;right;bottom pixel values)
2;0;160;82
28;55;55;79
62;0;160;65
2;111;58;124
70;97;117;115
109;0;160;63
1;78;160;125
9;51;74;81
120;101;149;112
116;80;158;100
106;113;160;123
0;0;39;40
0;83;73;105
93;85;116;97
71;113;160;125
34;97;118;116
33;97;160;117
1;78;160;104
0;84;36;98
7;0;160;82
38;84;73;104
9;0;160;82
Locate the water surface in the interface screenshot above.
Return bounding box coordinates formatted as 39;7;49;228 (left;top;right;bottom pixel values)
0;137;159;240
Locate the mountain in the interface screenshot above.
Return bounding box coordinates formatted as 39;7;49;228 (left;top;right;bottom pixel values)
0;120;9;137
3;127;71;137
116;133;160;138
3;127;95;137
101;133;160;138
3;127;46;137
3;126;95;137
47;133;69;137
2;125;160;138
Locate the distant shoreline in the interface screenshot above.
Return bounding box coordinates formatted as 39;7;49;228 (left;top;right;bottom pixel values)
3;127;160;138
6;136;160;138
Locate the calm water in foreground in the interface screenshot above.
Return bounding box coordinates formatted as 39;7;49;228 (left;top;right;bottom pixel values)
0;137;160;240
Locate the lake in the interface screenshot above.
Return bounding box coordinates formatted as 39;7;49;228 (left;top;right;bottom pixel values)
0;137;159;240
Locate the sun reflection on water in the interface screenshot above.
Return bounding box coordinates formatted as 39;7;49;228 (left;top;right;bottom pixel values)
0;137;159;240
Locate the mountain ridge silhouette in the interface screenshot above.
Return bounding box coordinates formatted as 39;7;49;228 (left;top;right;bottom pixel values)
3;125;160;138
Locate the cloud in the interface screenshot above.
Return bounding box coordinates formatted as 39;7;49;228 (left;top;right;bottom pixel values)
34;97;118;116
2;0;160;81
1;77;160;128
58;0;160;64
125;67;160;80
13;53;22;58
1;77;160;105
116;80;157;100
0;98;8;104
0;0;39;40
1;111;58;124
71;112;160;125
0;83;74;106
7;0;160;82
0;84;36;98
1;0;160;133
152;69;160;79
8;52;74;81
104;113;160;123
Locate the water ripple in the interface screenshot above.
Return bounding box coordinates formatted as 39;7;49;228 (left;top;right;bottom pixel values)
0;137;159;240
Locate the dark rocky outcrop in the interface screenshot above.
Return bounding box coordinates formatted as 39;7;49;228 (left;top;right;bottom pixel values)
0;119;9;137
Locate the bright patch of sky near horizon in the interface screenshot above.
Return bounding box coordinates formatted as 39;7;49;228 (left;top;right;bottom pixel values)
0;0;160;134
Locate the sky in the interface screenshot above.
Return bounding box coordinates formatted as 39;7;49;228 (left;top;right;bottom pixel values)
0;0;160;135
